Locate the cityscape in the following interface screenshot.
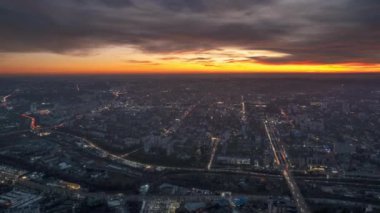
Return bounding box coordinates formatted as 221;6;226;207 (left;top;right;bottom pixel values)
1;74;380;212
1;0;380;212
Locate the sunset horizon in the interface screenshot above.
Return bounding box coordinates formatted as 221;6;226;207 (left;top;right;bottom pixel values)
1;0;379;74
1;47;380;74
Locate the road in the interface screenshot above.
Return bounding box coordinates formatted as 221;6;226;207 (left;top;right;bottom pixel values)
207;137;220;170
240;96;248;139
55;128;380;186
120;147;143;158
1;94;12;108
6;167;380;210
52;130;281;178
2;125;380;211
1;94;11;103
14;171;269;203
5;126;380;188
264;119;311;213
162;103;197;137
21;114;37;130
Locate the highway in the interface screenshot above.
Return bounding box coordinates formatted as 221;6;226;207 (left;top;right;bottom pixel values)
52;130;281;178
207;137;220;170
16;175;380;210
120;147;143;158
21;114;38;130
264;119;311;213
1;94;11;104
15;172;270;203
5;126;380;187
1;94;12;108
240;96;248;139
53;129;380;186
7;167;380;210
2;124;380;212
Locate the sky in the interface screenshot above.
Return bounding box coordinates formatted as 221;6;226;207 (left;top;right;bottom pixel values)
0;0;379;74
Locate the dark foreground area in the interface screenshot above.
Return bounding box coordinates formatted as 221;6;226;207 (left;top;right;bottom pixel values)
1;74;380;212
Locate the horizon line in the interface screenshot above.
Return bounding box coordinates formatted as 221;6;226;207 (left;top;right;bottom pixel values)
1;71;380;77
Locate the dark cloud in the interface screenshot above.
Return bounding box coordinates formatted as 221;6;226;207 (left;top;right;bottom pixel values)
77;0;134;8
156;0;205;12
0;0;379;64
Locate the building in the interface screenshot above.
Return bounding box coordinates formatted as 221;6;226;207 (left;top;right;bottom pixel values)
140;199;179;213
0;190;42;213
30;103;38;114
216;156;251;165
268;197;296;213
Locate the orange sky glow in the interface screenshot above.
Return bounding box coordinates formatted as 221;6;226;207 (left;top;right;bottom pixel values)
1;46;379;75
1;0;379;75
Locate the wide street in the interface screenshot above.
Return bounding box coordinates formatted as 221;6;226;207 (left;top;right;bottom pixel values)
264;118;311;213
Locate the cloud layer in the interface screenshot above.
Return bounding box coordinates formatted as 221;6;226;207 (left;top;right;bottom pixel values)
0;0;379;64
